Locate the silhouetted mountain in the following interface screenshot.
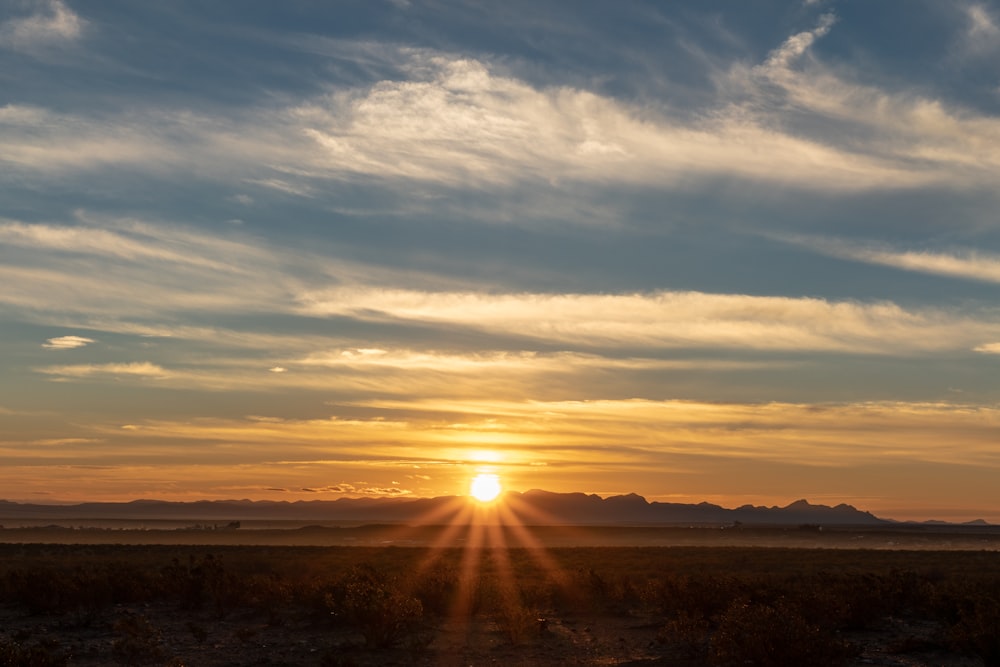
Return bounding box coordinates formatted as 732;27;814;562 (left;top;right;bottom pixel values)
0;491;895;525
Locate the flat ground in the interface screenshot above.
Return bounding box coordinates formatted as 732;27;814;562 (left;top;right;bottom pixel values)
2;522;999;549
0;537;997;665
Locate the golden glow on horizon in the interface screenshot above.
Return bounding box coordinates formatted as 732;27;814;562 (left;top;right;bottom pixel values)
469;473;501;502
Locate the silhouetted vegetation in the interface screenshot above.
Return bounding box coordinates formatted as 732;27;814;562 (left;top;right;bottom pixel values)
1;543;999;664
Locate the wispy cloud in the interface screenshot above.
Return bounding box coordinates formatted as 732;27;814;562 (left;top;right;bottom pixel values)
725;13;1000;189
42;335;95;350
963;3;1000;53
0;214;317;320
37;362;170;380
6;16;1000;198
297;286;1000;354
0;218;253;271
779;234;1000;285
33;397;1000;474
758;12;836;71
6;397;1000;508
0;0;84;53
293;51;919;192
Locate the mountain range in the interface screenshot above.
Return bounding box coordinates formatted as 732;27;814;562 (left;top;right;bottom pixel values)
0;491;894;525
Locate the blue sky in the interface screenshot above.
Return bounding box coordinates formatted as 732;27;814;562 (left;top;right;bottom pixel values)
2;0;1000;520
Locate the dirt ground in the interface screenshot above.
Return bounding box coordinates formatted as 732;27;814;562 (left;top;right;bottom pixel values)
1;602;983;666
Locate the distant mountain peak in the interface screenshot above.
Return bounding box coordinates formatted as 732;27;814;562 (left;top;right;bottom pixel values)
0;491;892;525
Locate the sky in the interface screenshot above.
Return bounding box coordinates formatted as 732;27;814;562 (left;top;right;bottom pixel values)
2;0;1000;521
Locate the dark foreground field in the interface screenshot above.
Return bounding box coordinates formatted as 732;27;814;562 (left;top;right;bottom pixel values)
2;541;999;666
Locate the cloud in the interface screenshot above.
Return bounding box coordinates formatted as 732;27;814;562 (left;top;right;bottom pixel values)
7;23;1000;197
361;486;411;496
0;214;328;321
56;397;1000;473
293;51;921;192
297;286;1000;354
300;348;775;373
42;335;95;350
759;13;836;71
0;217;259;272
0;0;84;52
974;343;1000;354
779;235;1000;285
964;3;1000;52
37;362;170;380
724;14;1000;190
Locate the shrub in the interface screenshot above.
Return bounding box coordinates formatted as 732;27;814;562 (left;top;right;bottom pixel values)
338;564;423;647
410;563;458;617
658;609;711;661
710;597;850;667
0;638;67;667
949;596;1000;666
111;613;164;665
493;591;537;645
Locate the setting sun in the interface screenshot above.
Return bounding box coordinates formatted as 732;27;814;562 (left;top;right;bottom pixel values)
469;473;502;502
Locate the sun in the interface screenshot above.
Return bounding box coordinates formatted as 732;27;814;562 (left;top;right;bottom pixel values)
470;473;502;502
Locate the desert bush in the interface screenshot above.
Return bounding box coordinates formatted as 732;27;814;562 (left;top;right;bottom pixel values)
410;562;458;616
111;613;164;665
658;609;711;660
491;580;538;646
4;567;91;614
949;595;1000;666
337;563;423;647
786;572;890;632
0;638;67;667
160;554;238;617
645;573;750;620
710;597;851;667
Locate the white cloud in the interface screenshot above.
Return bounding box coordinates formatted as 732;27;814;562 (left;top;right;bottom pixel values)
3;13;999;200
0;214;326;321
292;52;920;192
974;343;1000;354
759;13;836;71
300;348;779;374
779;235;1000;285
297;286;1000;355
0;218;249;271
0;0;84;52
38;362;170;379
42;335;95;350
728;16;1000;188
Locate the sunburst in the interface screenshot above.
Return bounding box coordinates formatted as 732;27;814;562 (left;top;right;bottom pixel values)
469;472;502;502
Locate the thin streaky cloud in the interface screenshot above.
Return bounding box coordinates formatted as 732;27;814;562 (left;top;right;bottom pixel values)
780;234;1000;285
37;362;170;379
297;286;1000;354
0;219;251;273
51;398;1000;472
